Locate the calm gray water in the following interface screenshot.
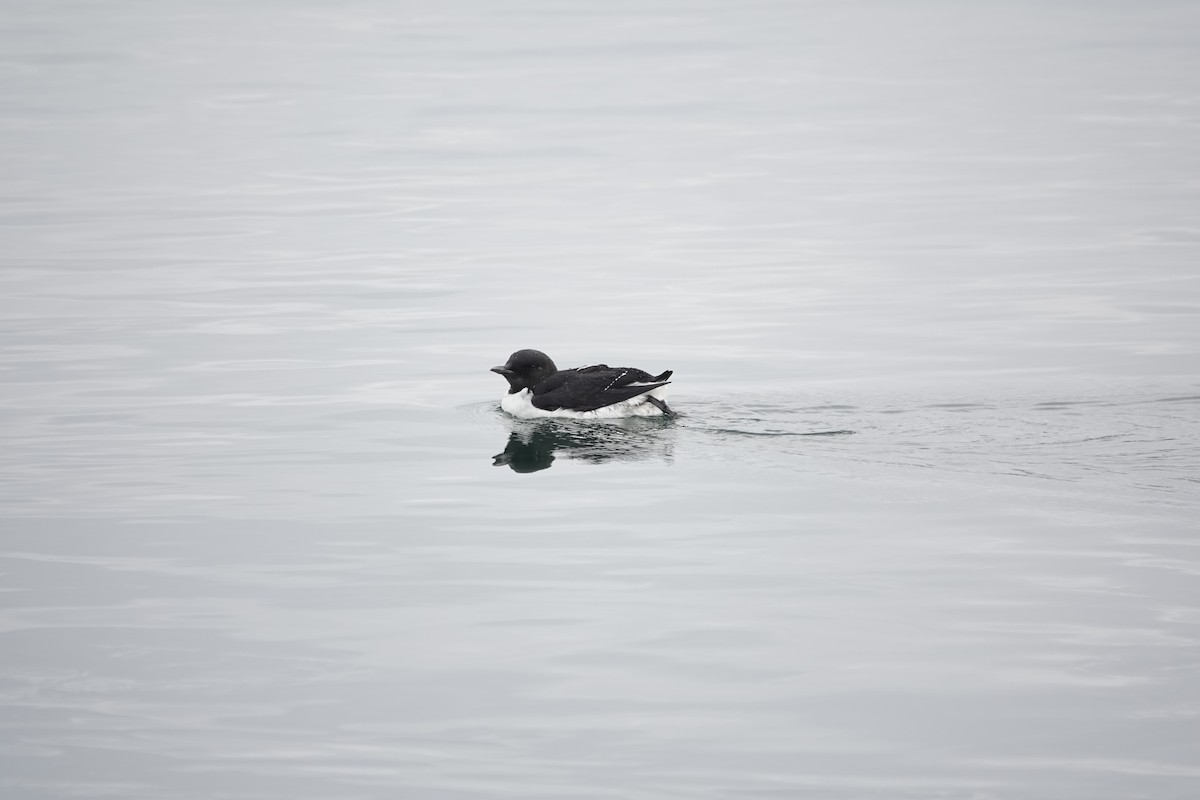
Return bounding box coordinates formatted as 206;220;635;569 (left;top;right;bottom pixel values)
2;2;1199;798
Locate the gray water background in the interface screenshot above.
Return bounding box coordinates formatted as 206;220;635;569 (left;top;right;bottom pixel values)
2;1;1199;797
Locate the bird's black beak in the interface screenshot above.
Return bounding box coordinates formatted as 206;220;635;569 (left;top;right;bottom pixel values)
490;365;513;376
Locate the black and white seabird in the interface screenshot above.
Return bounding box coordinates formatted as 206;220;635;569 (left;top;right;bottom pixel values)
491;349;674;419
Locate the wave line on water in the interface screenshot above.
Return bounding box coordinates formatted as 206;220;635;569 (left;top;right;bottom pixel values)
700;427;856;438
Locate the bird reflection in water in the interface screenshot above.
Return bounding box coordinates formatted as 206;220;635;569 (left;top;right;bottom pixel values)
493;417;676;473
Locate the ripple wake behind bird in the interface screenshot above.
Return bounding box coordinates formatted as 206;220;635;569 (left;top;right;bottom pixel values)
695;427;856;438
676;396;859;439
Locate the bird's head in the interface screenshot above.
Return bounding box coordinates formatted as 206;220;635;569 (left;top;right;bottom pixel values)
490;349;558;393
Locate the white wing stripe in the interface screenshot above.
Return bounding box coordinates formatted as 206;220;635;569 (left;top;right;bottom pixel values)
602;370;628;392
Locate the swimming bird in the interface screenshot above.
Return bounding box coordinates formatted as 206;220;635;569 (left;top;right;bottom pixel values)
491;349;674;419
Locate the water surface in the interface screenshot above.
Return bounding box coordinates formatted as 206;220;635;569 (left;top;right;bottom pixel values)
2;1;1199;798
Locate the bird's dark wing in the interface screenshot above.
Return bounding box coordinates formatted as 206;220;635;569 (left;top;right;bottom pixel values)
530;366;671;412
